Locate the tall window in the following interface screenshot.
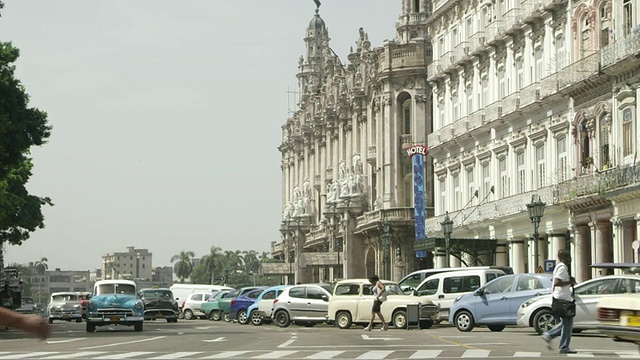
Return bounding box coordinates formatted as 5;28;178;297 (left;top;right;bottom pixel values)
371;112;377;144
623;108;633;156
466;17;473;38
439;100;445;128
453;172;461;210
623;0;633;36
452;27;459;51
452;94;459;121
580;120;591;167
481;75;489;106
557;136;567;182
440;178;446;211
555;34;566;70
498;65;506;99
536;144;546;188
499;157;509;197
467;167;475;203
467;84;474;114
535;46;544;81
517;151;526;193
600;114;610;169
404;163;413;207
402;98;412;134
438;37;445;58
414;0;420;12
516;56;524;91
482;162;491;200
581;16;591;54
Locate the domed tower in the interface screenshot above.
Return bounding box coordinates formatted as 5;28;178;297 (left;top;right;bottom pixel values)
396;0;430;44
298;5;331;99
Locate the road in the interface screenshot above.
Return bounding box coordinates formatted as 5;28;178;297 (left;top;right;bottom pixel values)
0;319;636;359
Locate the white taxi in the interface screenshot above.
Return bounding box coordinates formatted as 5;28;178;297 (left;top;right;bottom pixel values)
598;294;640;349
327;278;439;329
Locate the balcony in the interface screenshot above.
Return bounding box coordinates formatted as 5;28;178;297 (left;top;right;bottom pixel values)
503;7;525;34
601;32;640;69
400;134;414;149
469;32;488;55
556;164;640;203
468;110;485;130
486;20;505;45
502;92;520;115
485;101;502;124
440;51;454;71
356;208;415;232
427;60;444;80
454;41;472;65
519;82;540;108
521;0;546;23
367;145;377;165
556;52;600;91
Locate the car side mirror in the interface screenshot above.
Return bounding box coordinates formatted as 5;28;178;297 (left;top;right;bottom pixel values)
175;297;179;301
474;288;484;296
321;295;329;302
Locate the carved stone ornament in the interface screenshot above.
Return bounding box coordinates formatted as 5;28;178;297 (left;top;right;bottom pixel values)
382;95;392;106
414;94;427;103
318;137;326;148
372;97;380;112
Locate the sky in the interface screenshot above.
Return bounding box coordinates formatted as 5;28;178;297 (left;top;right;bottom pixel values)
0;0;400;271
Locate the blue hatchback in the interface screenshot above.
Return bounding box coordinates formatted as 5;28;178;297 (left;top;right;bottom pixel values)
229;288;267;324
247;285;290;326
449;273;552;332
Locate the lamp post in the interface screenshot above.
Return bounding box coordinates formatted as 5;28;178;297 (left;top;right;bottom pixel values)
288;249;295;285
441;212;453;268
527;195;546;272
382;222;391;280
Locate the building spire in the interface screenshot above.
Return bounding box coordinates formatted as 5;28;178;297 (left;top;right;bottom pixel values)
313;0;321;10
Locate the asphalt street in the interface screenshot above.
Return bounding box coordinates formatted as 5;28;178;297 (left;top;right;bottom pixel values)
0;319;636;359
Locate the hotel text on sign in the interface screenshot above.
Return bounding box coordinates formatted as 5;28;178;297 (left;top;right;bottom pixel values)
406;145;428;157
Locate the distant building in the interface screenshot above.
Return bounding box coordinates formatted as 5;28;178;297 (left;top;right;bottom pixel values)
101;246;152;280
26;268;92;304
151;266;173;286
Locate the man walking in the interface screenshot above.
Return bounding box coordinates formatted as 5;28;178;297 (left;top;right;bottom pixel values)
542;249;577;354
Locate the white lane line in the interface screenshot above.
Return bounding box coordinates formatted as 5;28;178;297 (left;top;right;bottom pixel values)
513;352;541;357
568;353;593;358
94;352;156;359
277;339;296;348
200;351;251;359
304;351;345;359
408;350;443;359
0;353;59;359
461;349;490;358
46;338;87;344
79;336;166;350
252;351;298;359
41;352;108;359
355;350;394;359
149;352;203;359
619;355;640;359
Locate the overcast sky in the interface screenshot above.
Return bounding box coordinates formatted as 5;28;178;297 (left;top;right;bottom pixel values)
0;0;399;271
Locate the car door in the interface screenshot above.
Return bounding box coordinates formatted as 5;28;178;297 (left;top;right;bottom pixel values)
508;275;550;321
258;289;278;317
188;293;202;311
286;286;307;319
574;278;620;326
305;286;330;320
356;284;375;322
473;275;515;324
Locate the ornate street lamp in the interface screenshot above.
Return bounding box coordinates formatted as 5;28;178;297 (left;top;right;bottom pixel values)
441;212;454;268
527;195;546;272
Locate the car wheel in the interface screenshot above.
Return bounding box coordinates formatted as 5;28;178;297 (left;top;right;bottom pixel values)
183;309;194;320
134;321;143;331
237;310;249;325
76;318;82;323
533;309;556;335
273;310;291;327
420;320;433;329
572;329;583;334
335;311;352;329
454;311;475;332
223;313;232;322
48;318;53;324
488;325;505;332
86;322;95;333
250;310;263;326
392;310;407;329
210;310;221;321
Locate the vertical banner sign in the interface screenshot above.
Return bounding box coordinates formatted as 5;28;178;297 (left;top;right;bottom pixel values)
407;145;428;258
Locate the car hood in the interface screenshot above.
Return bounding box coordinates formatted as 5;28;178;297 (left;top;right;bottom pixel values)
390;295;438;306
144;298;177;309
91;294;139;308
48;301;80;309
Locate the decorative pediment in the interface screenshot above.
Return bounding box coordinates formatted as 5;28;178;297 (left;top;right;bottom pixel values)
508;131;527;153
476;145;491;164
549;114;570;135
491;139;509;158
435;162;447;180
529;122;548;142
461;152;476;169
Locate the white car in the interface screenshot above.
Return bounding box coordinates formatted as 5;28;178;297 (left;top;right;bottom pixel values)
597;294;640;349
517;275;640;334
47;292;83;323
271;284;334;327
327;279;440;329
182;292;213;320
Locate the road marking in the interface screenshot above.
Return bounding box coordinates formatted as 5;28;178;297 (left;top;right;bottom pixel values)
194;326;215;330
461;349;490;358
304;351;345;359
79;336;166;350
200;351;251;359
361;334;402;341
149;352;203;359
355;351;394;359
94;352;156;359
513;352;541;357
202;337;226;342
568;353;593;358
41;352;108;359
0;353;59;359
252;351;298;359
424;333;483;351
277;339;296;348
408;350;443;359
46;338;87;344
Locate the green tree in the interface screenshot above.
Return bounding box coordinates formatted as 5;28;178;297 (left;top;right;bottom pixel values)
241;250;260;274
201;246;222;285
34;257;48;275
170;251;194;283
0;13;53;268
188;262;209;284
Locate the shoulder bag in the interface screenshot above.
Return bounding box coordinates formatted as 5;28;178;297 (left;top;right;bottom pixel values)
551;268;576;318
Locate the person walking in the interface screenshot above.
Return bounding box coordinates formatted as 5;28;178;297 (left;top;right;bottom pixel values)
542;249;577;354
364;275;388;331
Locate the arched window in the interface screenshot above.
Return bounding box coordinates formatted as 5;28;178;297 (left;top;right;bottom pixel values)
579;120;591;168
599;113;610;169
414;0;420;12
402;97;412;134
599;2;610;47
623;108;633;156
581;15;591;56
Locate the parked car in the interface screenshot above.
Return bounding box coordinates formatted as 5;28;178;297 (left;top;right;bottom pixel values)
85;279;144;332
449;273;553;332
201;290;232;321
181;292;214;320
247;285;290;326
517;275;640;334
215;287;265;322
597;293;640;349
170;284;233;310
229;288;266;324
399;266;514;294
15;297;37;314
47;292;83;324
138;288;179;322
327;279;439;329
272;284;334;328
77;292;92;319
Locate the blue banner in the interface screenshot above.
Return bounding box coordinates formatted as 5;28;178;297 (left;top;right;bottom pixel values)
407;145;428;258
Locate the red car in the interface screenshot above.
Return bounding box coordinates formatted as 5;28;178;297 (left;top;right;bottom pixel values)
77;292;92;318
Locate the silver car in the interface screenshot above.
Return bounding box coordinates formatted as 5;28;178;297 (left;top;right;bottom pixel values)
47;292;83;323
271;284;334;327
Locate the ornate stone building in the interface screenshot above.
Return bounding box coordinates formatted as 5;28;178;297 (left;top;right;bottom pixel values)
426;0;640;282
269;1;433;283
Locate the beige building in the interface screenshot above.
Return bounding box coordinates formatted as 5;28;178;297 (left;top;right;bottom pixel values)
26;268;92;303
101;246;152;281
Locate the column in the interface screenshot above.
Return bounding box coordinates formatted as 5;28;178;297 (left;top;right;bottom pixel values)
611;218;624;264
593;221;612;277
434;248;446;268
450;255;461;267
496;240;509;267
510;239;526;274
574;225;591;283
383;94;393;205
548;234;566;262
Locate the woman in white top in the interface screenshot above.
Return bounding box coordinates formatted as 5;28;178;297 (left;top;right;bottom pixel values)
364;275;388;331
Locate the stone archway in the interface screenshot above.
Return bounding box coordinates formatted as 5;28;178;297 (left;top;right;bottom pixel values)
365;248;375;278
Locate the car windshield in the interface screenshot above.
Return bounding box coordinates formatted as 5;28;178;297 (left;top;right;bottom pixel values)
21;298;34;305
78;294;92;300
51;294;78;302
320;284;334;294
97;283;136;295
384;283;404;295
142;290;172;299
224;290;239;298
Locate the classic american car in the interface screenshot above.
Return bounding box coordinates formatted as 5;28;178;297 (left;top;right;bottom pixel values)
85;279;144;332
138;288;179;322
47;292;83;323
598;294;640;349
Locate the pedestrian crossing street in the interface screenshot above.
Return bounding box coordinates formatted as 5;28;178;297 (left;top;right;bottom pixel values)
0;349;638;359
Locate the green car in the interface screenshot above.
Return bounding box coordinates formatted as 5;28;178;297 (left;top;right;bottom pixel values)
200;290;231;321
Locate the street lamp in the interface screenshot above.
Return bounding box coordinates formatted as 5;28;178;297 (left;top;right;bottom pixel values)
441;211;454;268
335;238;342;280
527;195;546;272
288;249;295;285
382;222;391;280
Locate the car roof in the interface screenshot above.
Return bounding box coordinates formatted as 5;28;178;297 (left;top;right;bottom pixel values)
139;288;171;292
95;279;136;286
51;292;78;296
425;269;504;279
334;279;396;285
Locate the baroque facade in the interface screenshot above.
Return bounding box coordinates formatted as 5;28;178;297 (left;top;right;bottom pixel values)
427;0;640;282
271;0;434;283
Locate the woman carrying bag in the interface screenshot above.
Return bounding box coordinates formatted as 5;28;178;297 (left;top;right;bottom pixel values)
542;249;577;354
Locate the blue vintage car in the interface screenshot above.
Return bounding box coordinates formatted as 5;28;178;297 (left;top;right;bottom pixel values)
85;280;144;332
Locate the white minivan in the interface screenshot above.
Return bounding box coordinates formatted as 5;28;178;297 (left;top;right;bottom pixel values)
413;268;506;321
399;266;513;294
169;284;234;309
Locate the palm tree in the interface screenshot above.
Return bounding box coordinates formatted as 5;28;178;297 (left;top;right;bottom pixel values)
242;250;260;274
201;246;222;284
34;257;48;275
170;251;195;283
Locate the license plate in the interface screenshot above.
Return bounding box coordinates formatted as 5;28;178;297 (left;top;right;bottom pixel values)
110;317;120;322
62;314;69;319
628;315;640;327
156;314;164;318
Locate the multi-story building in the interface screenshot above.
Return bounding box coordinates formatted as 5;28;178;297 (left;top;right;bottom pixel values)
426;0;640;282
152;266;173;285
26;268;92;303
272;1;434;283
101;246;152;281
